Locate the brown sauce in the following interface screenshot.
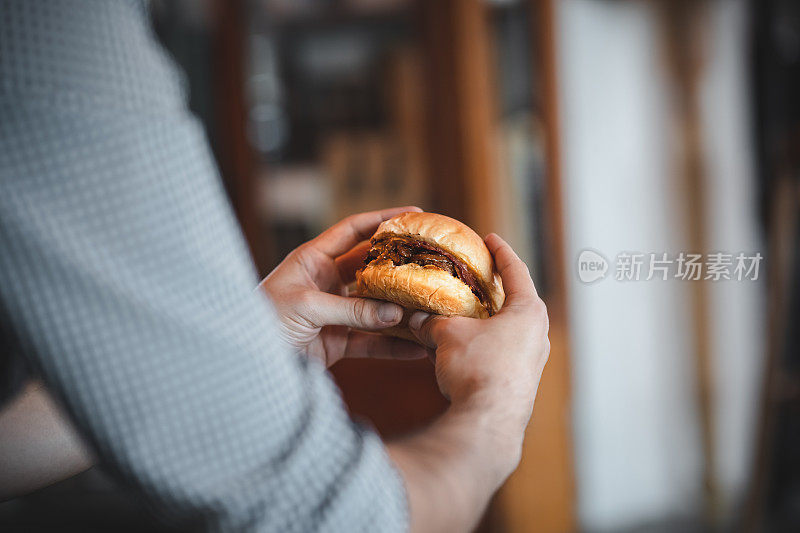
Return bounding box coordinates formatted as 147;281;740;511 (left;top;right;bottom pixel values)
363;235;493;315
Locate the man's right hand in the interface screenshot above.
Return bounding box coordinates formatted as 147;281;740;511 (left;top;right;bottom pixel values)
389;233;550;533
410;232;550;454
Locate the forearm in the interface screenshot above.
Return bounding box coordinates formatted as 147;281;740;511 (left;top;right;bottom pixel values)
0;381;94;501
387;398;525;533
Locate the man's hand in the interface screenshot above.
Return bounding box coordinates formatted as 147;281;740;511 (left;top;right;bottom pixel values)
259;207;431;367
410;232;550;448
389;233;550;533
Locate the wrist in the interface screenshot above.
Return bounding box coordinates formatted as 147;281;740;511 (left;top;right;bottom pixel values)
453;385;533;432
387;391;529;533
446;395;527;480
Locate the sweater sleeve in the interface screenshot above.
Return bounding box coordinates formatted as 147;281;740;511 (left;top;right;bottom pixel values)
0;1;408;530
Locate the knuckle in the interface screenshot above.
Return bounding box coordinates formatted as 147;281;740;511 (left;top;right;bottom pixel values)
514;293;538;309
525;297;549;328
532;297;547;318
351;297;370;323
284;248;301;264
344;214;362;233
294;242;313;256
291;245;315;269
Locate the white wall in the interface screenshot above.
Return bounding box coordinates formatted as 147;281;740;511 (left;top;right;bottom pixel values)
557;0;763;529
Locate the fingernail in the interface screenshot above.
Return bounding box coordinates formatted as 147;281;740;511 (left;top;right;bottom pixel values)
409;311;430;330
378;303;402;323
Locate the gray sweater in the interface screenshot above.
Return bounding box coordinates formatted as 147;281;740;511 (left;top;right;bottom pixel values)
0;1;407;530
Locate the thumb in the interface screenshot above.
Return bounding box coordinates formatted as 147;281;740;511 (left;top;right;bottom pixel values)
302;292;403;330
408;311;446;349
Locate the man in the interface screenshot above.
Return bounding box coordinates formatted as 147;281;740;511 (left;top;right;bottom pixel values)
0;1;550;531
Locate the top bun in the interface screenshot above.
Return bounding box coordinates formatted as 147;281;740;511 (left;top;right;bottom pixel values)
372;212;505;314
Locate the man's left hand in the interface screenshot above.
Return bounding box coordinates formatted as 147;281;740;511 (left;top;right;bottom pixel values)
259;207;431;367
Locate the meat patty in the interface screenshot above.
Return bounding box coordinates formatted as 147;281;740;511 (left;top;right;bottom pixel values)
363;235;493;315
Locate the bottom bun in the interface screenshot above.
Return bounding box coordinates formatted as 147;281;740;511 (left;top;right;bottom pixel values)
356;262;489;319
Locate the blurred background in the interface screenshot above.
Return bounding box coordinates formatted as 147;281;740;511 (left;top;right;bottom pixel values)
2;0;799;531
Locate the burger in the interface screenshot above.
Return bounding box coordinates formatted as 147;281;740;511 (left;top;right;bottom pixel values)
355;212;505;338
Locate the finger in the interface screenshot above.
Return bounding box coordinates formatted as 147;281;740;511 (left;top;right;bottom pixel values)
310;206;422;259
341;331;431;360
408;311;449;349
484;233;538;305
335;240;371;285
300;292;404;330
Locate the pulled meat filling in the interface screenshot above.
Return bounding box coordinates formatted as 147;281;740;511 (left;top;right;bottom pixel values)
364;235;493;315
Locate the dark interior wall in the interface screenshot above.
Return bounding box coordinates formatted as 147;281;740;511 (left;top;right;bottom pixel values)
749;0;800;530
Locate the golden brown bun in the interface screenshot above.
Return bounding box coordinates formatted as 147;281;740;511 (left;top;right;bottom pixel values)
366;212;505;314
358;262;489;319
